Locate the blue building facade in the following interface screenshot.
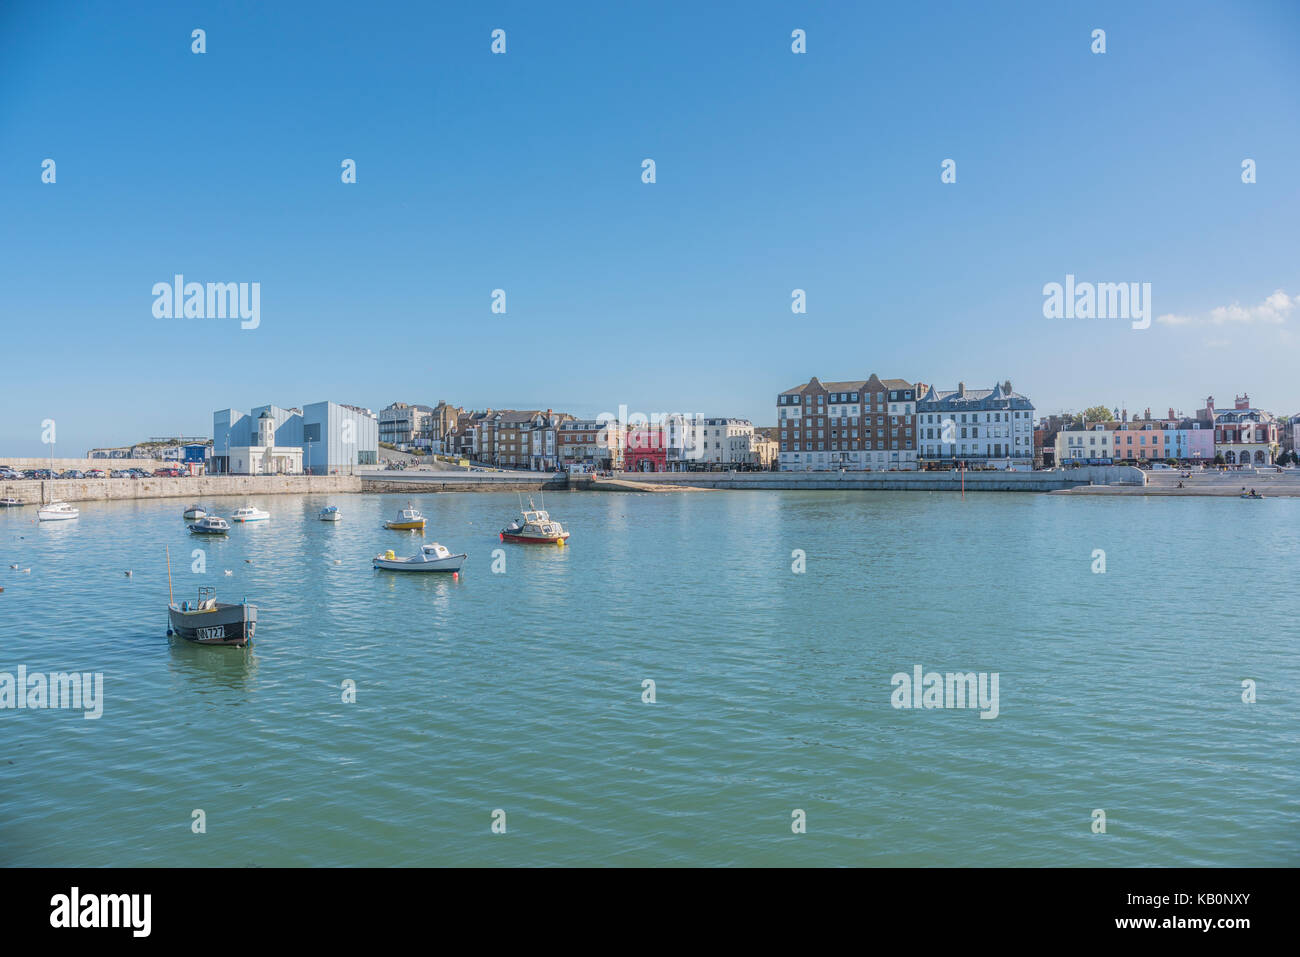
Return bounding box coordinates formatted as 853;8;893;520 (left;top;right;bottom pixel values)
211;401;378;474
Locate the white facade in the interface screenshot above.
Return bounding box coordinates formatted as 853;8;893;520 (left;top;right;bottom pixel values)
697;418;756;465
228;412;303;474
917;383;1034;467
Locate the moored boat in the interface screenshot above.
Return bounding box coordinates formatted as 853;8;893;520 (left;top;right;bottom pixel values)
182;504;207;520
0;498;22;507
167;586;257;646
384;503;426;530
373;543;466;573
500;498;569;545
231;506;270;523
319;505;341;522
188;515;231;534
37;501;79;522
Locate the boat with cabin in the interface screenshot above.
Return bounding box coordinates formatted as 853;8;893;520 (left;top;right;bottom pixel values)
384;503;426;530
231;506;270;523
319;505;341;522
182;504;207;520
373;542;466;573
0;498;22;508
500;498;569;545
167;586;257;647
37;501;80;522
188;515;231;534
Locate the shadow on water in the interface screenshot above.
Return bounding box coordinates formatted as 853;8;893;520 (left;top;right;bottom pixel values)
166;636;259;691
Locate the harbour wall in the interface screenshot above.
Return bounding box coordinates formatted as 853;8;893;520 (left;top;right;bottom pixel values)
578;466;1145;492
358;470;567;493
0;466;1153;503
0;474;361;505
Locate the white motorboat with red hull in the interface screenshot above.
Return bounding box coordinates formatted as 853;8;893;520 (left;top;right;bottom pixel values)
167;587;257;647
500;499;570;545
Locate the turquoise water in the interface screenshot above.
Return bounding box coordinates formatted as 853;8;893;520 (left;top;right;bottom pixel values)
1;490;1296;866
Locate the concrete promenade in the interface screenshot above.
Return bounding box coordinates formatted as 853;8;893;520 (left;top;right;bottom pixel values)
1056;468;1300;497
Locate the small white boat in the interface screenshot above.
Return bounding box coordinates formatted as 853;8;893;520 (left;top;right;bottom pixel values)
183;504;207;520
0;498;22;507
373;542;466;573
230;506;269;523
318;505;341;522
37;501;80;522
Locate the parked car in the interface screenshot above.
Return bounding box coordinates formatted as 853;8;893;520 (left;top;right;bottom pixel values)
0;467;20;480
62;469;85;479
84;469;106;478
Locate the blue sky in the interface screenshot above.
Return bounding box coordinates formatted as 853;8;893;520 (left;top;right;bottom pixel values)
2;0;1298;455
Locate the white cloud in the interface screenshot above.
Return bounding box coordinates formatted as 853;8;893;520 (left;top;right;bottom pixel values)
1156;289;1292;328
1206;289;1293;325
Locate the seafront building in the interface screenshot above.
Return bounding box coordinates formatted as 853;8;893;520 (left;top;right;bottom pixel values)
558;418;623;470
697;418;758;466
917;382;1035;468
777;374;924;471
625;425;668;472
475;410;573;470
378;402;433;451
1198;395;1279;465
212;401;378;474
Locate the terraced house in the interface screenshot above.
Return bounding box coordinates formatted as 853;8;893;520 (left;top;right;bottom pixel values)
777;374;923;471
479;410;572;470
558;418;623;470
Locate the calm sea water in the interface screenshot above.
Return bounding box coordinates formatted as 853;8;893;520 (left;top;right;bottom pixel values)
1;490;1296;867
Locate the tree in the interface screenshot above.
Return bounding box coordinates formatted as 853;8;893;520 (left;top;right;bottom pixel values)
1213;453;1225;465
1082;406;1115;424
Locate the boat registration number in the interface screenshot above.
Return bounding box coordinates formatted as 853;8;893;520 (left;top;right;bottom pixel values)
196;626;225;641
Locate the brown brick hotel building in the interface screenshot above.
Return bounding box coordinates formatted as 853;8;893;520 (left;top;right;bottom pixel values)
776;374;925;471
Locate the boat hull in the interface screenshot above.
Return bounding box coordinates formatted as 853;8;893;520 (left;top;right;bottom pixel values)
188;524;228;535
373;554;465;573
37;510;79;522
168;603;257;647
501;532;569;545
183;509;206;520
385;521;426;530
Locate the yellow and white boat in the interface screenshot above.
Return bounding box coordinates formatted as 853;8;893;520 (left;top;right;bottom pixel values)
384;503;426;530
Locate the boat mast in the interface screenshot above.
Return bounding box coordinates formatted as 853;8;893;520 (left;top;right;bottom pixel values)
165;546;174;605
